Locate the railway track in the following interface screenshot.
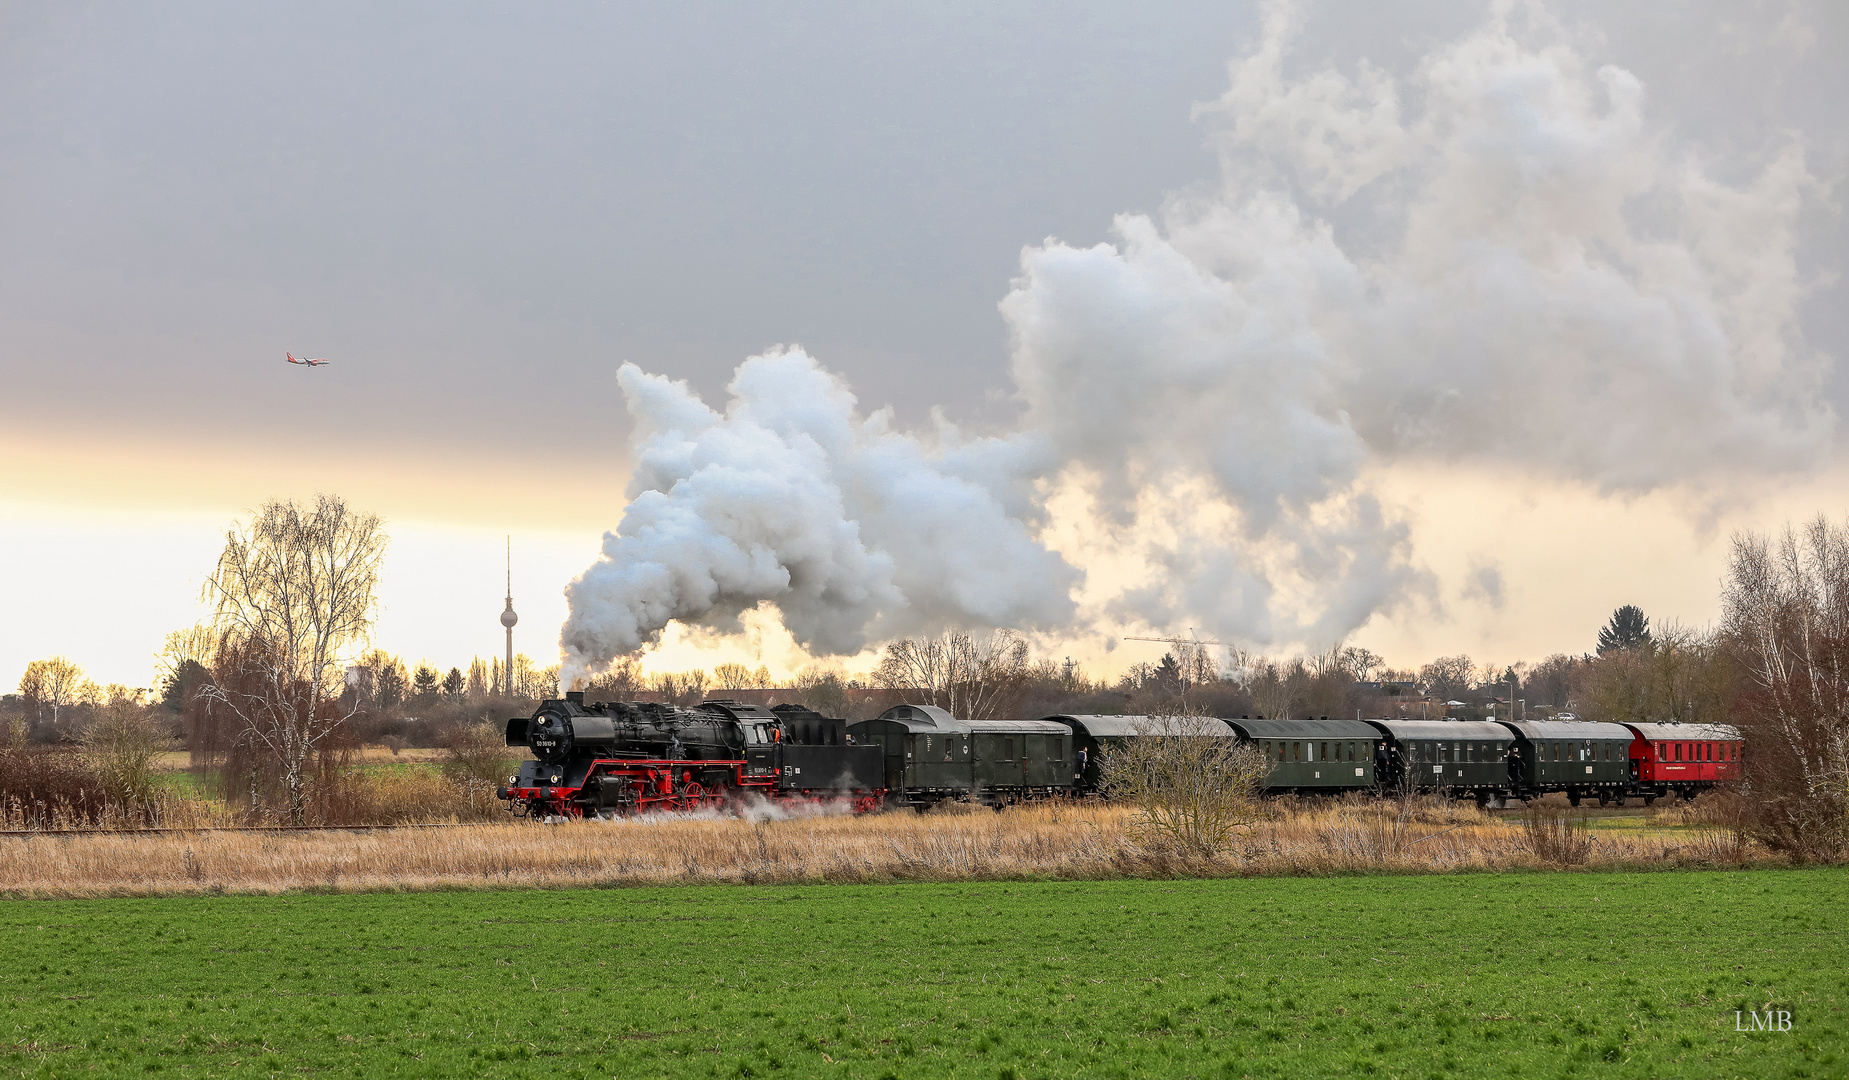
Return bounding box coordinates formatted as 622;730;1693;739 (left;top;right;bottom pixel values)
0;821;509;839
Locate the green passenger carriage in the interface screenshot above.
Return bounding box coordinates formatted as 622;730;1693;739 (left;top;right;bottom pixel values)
1225;718;1381;794
1363;720;1518;806
848;706;1072;809
1041;715;1238;793
1493;719;1634;806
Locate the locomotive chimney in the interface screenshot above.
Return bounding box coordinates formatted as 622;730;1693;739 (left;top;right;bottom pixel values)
567;691;585;706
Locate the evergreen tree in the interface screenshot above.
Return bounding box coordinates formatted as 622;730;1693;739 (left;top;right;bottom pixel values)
411;664;438;699
441;667;465;699
1596;605;1652;655
375;664;406;709
159;659;211;714
1152;652;1182;691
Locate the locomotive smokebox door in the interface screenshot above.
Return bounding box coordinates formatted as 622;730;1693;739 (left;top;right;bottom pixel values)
527;711;569;759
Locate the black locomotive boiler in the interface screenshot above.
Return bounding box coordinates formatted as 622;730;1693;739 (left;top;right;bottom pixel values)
498;693;885;818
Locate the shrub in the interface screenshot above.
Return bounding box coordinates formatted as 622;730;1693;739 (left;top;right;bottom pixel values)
1097;715;1269;859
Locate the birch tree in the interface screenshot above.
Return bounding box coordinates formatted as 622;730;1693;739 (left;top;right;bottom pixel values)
200;495;387;825
1723;516;1849;858
873;629;1031;720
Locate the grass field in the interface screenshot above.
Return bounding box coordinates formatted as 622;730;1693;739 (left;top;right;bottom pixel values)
0;869;1840;1079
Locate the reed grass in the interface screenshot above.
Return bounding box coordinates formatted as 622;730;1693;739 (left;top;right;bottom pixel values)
0;795;1782;898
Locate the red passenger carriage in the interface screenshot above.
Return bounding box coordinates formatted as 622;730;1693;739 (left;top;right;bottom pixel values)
1621;722;1741;803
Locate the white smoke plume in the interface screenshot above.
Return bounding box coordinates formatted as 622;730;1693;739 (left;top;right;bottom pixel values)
563;0;1830;680
561;350;1079;677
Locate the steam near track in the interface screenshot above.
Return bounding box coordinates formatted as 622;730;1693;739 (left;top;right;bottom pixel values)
562;0;1830;681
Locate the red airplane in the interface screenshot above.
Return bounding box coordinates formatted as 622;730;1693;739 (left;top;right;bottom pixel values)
286;353;331;368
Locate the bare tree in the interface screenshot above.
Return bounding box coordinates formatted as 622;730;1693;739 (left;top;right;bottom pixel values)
712;662;771;691
583;657;644;701
1418;655;1478;701
1097;715;1269;859
1578;622;1733;726
651;669;708;705
873;629;1032;720
199;495;388;825
17;656;86;733
509;654;556;701
1723;516;1849;858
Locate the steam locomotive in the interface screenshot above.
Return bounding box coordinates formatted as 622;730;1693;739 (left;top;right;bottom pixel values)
498;693;884;818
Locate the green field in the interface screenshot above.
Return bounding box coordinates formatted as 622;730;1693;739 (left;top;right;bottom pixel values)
0;870;1841;1079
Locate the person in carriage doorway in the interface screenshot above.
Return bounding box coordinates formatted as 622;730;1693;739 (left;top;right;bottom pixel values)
1074;746;1088;786
1373;739;1391;782
1507;743;1522;785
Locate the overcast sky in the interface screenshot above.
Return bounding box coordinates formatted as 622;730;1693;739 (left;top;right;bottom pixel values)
2;1;1843;687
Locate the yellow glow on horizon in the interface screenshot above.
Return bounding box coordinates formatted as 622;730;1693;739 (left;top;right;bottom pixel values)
5;424;1846;693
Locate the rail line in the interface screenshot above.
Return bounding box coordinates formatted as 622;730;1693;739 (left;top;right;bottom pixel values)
0;821;512;839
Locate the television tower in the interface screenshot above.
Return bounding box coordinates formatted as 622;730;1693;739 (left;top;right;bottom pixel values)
500;536;518;696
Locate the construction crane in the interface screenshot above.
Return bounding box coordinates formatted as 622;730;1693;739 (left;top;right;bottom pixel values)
1122;629;1224;647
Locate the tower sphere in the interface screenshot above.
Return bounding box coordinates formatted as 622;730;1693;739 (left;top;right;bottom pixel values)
501;606;518;628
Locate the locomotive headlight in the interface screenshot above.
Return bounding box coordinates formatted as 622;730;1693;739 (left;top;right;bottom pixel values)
550;773;562;784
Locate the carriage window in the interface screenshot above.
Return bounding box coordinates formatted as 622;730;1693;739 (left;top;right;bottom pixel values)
1291;742;1300;762
1319;742;1329;761
1278;742;1286;763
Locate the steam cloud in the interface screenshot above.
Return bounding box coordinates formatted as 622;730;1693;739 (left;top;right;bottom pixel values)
562;0;1830;680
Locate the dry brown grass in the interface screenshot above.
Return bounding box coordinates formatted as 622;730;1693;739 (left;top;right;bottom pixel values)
149;745;447;771
0;796;1787;898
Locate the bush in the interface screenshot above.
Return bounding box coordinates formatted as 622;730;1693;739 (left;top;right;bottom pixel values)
1097;716;1269;859
440;721;517;812
78;702;173;818
0;739;112;829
